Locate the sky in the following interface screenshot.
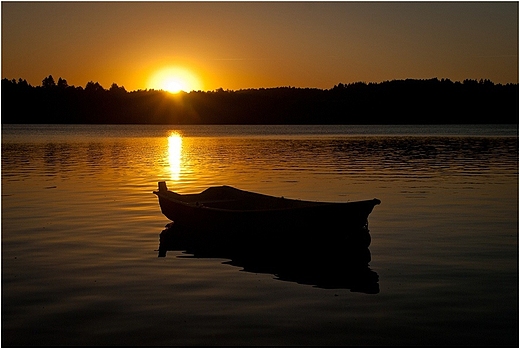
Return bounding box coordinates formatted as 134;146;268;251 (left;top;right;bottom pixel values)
2;1;518;92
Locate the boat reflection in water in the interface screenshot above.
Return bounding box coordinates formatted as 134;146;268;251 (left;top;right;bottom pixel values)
158;223;379;294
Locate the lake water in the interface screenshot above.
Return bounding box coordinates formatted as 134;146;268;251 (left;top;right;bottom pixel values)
2;124;518;347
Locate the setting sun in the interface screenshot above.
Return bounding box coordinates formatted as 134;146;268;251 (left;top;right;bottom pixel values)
149;67;202;93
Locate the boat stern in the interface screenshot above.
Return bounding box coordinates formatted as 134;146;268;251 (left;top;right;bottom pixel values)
157;181;168;192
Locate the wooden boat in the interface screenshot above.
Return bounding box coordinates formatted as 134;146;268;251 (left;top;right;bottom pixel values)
153;182;380;248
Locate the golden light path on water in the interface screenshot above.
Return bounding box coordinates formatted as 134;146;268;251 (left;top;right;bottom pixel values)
168;132;182;181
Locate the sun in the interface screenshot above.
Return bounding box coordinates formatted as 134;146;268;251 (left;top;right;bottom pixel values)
148;67;202;93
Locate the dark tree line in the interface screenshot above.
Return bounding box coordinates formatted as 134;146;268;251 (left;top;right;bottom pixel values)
2;76;518;124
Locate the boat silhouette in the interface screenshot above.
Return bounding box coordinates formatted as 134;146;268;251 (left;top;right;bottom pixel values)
154;182;380;243
154;182;380;293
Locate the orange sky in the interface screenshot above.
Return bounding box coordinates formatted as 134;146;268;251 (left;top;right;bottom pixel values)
2;2;518;92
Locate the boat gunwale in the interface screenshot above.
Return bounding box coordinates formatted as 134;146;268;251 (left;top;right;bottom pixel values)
154;187;380;214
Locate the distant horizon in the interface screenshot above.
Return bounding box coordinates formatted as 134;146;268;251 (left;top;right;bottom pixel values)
3;75;518;94
3;76;517;125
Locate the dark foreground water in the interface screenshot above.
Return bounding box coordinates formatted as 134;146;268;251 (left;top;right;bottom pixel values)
2;124;518;347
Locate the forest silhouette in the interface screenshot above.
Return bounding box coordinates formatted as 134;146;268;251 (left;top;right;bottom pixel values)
2;76;518;124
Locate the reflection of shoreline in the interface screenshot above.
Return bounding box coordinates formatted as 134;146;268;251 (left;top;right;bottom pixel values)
158;223;379;294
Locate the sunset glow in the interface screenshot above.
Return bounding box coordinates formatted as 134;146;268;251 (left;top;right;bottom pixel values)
168;132;183;180
149;67;202;93
2;2;518;91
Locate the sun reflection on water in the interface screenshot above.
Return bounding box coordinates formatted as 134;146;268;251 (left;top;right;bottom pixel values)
168;132;182;181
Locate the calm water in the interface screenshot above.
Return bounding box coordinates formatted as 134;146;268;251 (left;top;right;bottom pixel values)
2;124;518;347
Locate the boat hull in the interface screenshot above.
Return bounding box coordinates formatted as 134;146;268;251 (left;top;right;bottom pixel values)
154;183;380;247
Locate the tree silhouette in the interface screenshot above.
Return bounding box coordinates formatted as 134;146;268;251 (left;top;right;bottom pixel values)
42;75;56;88
85;81;105;92
109;83;127;94
1;77;517;124
17;78;30;89
57;77;68;89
